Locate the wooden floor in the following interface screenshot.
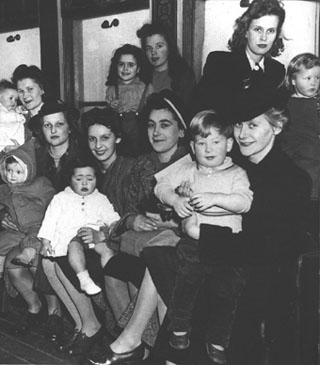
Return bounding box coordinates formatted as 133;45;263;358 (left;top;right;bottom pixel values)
0;306;81;365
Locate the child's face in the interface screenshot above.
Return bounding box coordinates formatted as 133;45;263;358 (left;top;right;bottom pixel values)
5;162;27;184
190;127;233;170
71;166;97;196
293;66;320;98
0;89;18;111
117;54;140;84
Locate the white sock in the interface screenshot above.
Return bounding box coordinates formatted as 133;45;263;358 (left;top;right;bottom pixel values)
76;270;89;283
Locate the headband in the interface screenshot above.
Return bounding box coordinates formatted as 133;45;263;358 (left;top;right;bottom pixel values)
163;97;187;130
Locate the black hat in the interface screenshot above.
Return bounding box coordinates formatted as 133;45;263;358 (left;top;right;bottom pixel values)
221;87;289;124
38;100;70;118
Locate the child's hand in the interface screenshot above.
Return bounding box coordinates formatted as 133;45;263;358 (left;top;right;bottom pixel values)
78;227;102;244
110;99;120;110
189;193;216;212
172;196;193;218
40;240;54;256
175;181;193;198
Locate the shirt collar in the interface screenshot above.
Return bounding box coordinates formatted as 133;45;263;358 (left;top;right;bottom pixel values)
246;51;265;71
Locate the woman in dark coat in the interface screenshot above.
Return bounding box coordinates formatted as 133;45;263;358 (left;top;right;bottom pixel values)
191;0;286;116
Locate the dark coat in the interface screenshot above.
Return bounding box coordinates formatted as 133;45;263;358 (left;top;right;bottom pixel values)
200;144;311;267
190;51;285;116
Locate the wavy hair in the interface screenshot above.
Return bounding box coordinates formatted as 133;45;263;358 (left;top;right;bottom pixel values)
228;0;285;57
137;23;192;91
106;44;150;86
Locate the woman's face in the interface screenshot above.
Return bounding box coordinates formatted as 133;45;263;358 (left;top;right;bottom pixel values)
145;34;169;72
147;108;184;163
245;15;279;60
233;113;281;164
17;78;44;112
42;112;70;148
87;124;120;167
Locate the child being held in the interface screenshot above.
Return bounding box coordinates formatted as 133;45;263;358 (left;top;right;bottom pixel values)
281;53;320;241
0;140;55;267
0;79;27;152
38;160;120;296
155;110;253;355
105;44;153;156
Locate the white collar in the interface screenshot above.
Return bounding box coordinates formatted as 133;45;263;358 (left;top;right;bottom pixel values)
246;51;265;71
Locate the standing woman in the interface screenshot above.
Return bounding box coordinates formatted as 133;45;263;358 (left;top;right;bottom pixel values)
11;64;49;140
137;23;196;105
191;0;286;115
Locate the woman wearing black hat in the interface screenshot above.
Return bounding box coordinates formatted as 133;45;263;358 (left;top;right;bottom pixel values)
191;0;286;117
88;89;310;365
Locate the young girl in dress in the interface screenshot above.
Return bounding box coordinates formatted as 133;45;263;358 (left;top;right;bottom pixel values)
105;44;153;156
282;52;320;242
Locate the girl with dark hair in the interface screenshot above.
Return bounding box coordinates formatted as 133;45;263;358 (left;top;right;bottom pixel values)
191;0;286;116
137;23;196;104
105;44;153;156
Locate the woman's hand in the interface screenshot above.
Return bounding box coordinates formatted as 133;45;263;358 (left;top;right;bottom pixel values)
3;140;20;153
172;196;193;218
2;213;18;231
40;239;54;257
128;214;158;232
78;227;103;244
145;212;178;229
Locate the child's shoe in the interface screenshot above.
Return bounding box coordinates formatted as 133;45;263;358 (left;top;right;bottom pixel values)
77;270;101;296
169;331;191;350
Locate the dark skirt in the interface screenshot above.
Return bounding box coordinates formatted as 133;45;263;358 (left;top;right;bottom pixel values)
55;250;104;292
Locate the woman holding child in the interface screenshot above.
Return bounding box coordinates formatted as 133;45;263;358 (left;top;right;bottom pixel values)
39;106;136;357
88;85;310;365
2;72;68;339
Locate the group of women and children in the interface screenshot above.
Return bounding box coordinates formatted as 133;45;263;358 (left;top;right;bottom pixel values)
0;0;318;364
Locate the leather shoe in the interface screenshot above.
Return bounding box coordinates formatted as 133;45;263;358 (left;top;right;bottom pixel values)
169;331;190;350
58;329;80;351
88;343;144;365
68;327;103;356
206;343;226;364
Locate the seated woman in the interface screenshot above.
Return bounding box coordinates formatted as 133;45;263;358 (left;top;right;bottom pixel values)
88;88;310;365
3;100;86;339
40;107;136;357
102;89;189;333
